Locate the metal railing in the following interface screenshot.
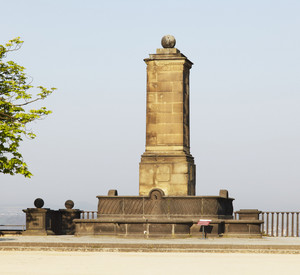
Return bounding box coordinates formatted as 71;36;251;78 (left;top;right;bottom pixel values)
0;224;25;231
80;211;97;219
260;212;300;237
233;211;300;237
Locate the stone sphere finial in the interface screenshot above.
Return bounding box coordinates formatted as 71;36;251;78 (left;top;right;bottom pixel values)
34;198;44;208
161;35;176;48
65;200;74;209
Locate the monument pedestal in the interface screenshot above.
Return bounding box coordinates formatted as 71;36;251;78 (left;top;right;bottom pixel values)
74;189;235;237
59;209;82;235
139;153;195;196
22;208;56;236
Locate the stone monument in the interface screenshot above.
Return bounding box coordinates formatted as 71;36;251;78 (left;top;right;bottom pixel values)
139;35;195;196
73;36;263;238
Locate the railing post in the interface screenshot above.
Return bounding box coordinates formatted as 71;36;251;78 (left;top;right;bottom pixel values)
291;212;295;237
276;212;279;237
297;212;299;237
271;212;274;237
286;212;290;237
281;212;284;237
80;211;98;220
254;211;300;238
266;212;269;236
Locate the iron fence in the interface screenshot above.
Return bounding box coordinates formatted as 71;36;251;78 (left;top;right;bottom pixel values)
234;211;300;237
0;224;25;231
260;212;300;237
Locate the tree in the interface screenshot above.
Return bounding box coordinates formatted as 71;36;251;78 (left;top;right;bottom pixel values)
0;38;56;178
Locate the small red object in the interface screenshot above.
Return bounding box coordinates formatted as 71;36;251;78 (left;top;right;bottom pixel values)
197;219;211;226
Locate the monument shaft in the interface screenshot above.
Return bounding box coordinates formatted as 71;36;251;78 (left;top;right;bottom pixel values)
139;47;196;196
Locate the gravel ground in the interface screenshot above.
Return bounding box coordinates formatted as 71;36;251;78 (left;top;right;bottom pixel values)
0;251;300;275
1;235;300;245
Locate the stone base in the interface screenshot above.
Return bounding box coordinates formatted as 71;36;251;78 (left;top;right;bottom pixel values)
74;218;192;238
59;209;82;235
222;211;263;238
74;193;263;238
22;208;58;236
74;218;263;238
75;192;237;238
22;229;55;236
139;153;196;196
96;193;233;218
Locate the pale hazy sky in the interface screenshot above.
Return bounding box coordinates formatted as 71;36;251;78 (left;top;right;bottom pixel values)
1;0;299;212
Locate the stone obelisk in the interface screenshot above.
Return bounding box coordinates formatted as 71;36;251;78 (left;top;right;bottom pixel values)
139;35;196;196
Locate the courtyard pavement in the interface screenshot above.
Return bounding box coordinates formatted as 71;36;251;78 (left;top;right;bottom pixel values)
1;236;300;274
1;235;300;245
1;235;300;253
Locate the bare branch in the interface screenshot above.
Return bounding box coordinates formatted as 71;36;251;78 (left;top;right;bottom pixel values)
14;97;41;106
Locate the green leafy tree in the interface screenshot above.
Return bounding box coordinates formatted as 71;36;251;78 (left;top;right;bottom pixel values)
0;38;56;178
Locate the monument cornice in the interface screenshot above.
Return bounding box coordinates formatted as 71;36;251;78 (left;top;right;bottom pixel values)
144;56;193;68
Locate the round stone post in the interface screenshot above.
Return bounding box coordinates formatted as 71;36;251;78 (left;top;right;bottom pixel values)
59;200;82;235
22;198;56;236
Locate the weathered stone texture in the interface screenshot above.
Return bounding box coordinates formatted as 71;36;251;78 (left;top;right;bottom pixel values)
139;155;195;196
23;199;81;236
22;208;57;236
59;209;82;235
139;47;195;196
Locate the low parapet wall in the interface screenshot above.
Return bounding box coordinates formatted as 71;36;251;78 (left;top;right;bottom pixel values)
22;199;82;236
74;207;263;238
74;216;263;238
70;191;262;238
97;193;234;219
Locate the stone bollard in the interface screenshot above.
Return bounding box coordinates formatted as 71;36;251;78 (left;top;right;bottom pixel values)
59;200;82;235
22;198;56;236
